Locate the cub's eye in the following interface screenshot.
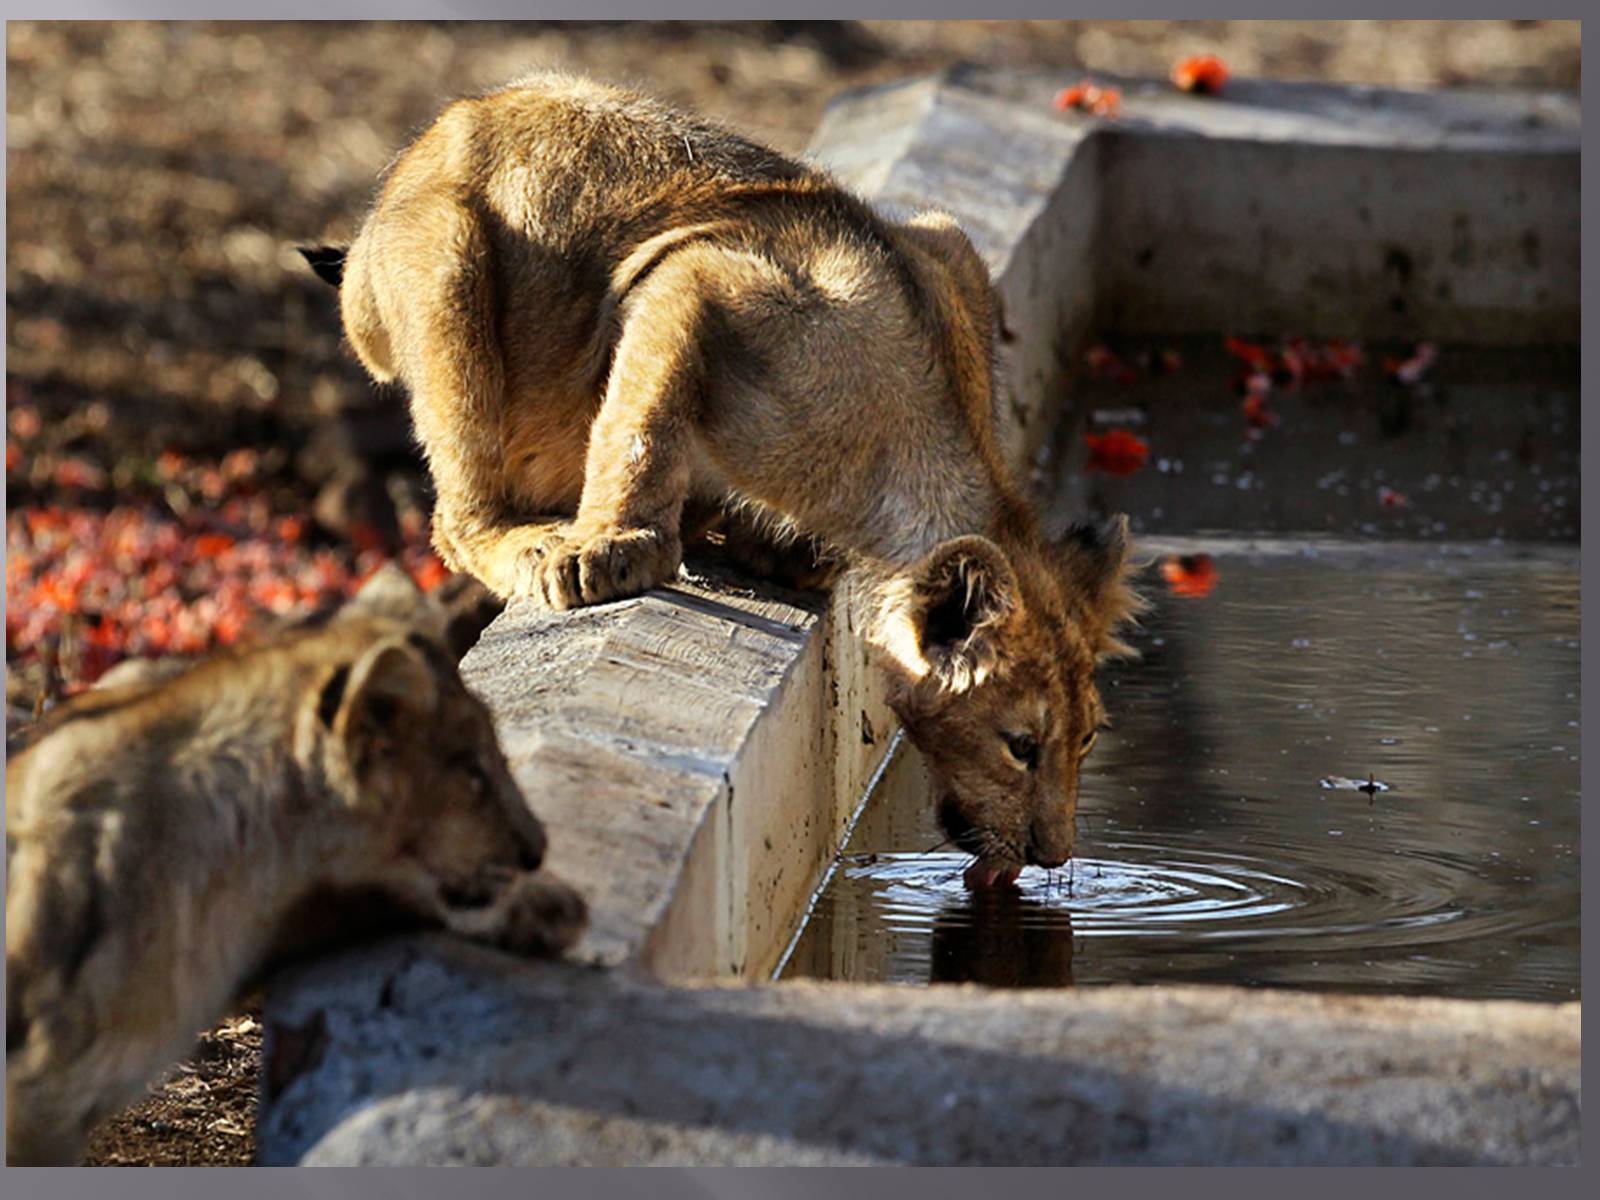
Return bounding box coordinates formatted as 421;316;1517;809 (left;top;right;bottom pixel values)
454;759;490;795
1004;732;1040;770
1080;723;1109;757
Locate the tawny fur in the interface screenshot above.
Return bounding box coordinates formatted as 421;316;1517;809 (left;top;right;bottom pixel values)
4;568;585;1166
317;70;1142;883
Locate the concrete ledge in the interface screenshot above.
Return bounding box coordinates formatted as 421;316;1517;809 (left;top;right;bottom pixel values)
259;937;1580;1166
258;69;1580;1165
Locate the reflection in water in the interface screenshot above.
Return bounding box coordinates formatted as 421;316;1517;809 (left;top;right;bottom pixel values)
929;887;1074;989
781;540;1580;1002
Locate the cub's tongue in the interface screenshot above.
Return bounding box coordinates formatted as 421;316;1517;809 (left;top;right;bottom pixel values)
963;860;1022;891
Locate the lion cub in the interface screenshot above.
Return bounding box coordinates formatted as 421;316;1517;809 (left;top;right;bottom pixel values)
305;71;1139;893
5;567;585;1166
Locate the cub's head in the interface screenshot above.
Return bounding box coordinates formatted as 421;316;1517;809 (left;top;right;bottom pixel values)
880;518;1141;889
294;567;581;949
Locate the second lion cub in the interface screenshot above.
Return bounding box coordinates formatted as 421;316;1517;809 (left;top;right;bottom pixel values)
307;71;1140;889
6;568;585;1166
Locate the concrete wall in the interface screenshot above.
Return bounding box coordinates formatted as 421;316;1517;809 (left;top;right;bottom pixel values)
259;937;1580;1166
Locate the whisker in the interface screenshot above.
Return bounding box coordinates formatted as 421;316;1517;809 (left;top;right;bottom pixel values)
946;852;978;883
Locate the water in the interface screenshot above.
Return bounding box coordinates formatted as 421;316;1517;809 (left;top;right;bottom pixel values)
781;539;1580;1000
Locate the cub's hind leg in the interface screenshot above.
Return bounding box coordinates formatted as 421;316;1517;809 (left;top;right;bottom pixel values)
375;196;580;601
717;505;843;593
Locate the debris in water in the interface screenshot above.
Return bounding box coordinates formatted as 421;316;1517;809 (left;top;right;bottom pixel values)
1085;429;1150;476
1160;553;1220;599
1278;336;1363;385
1241;392;1278;429
1157;348;1184;374
1224;336;1273;373
1085;344;1139;385
1384;342;1439;386
1320;773;1392;804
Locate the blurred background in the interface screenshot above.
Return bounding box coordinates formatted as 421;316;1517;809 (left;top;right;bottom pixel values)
1;19;1583;1167
6;22;1583;699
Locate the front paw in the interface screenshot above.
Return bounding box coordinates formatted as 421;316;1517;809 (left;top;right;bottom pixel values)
524;526;681;610
490;872;588;956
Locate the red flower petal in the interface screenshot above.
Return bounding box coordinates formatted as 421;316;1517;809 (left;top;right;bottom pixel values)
194;533;236;558
1241;393;1279;429
1160;553;1220;598
1055;79;1120;119
411;555;450;592
1172;54;1230;96
1224;336;1272;372
1085;430;1150;477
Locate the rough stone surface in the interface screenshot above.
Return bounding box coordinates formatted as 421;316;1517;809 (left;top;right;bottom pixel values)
458;564;826;972
819;66;1580;354
260;937;1580;1166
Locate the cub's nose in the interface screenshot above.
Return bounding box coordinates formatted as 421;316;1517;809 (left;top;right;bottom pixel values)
1026;824;1072;870
517;838;545;872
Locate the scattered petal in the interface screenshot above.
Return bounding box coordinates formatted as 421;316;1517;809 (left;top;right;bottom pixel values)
1085;429;1150;477
1086;344;1139;385
411;554;450;592
193;533;236;558
1172;54;1231;96
1055;79;1121;118
1241;392;1279;429
9;406;42;441
53;457;105;490
1160;553;1220;599
1384;342;1439;386
1224;336;1272;372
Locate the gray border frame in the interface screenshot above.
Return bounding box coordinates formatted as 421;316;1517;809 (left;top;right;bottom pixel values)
2;5;1589;1193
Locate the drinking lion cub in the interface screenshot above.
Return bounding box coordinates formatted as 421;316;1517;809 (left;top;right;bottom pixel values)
305;71;1140;892
5;568;586;1166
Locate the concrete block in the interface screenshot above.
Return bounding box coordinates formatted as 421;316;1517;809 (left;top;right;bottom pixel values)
259;937;1580;1166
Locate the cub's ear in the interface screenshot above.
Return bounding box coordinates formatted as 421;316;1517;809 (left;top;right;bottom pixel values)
298;244;347;288
902;210;977;255
888;535;1020;694
320;638;438;787
1056;513;1146;660
899;211;993;301
341;563;450;646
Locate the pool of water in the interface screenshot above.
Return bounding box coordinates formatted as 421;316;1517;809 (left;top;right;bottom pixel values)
1045;337;1579;543
780;538;1580;1001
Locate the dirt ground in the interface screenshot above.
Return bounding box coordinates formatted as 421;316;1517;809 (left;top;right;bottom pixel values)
4;18;1581;1169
